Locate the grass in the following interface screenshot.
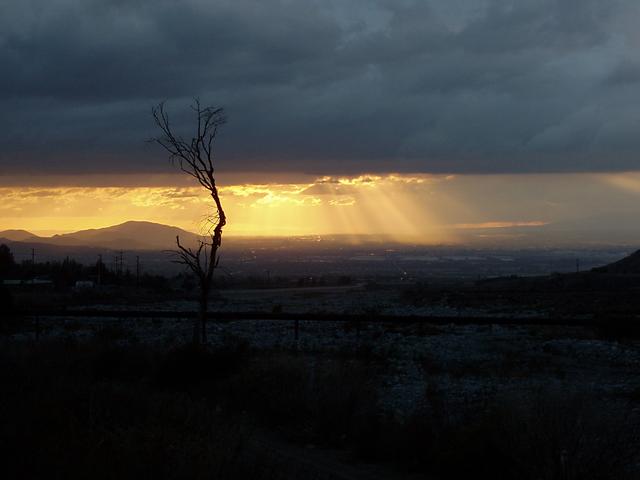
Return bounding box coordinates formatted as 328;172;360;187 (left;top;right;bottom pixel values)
222;352;380;447
0;339;279;480
595;314;640;340
397;386;637;479
1;331;638;479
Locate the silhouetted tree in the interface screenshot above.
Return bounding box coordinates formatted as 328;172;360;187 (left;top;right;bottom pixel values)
0;244;15;279
151;100;227;344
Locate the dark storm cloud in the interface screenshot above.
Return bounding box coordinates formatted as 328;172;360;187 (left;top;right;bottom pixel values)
1;0;639;175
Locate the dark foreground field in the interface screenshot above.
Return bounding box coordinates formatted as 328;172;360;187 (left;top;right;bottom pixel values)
2;316;640;480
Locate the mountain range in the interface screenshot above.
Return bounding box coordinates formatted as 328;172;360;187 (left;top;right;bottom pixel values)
3;219;640;253
0;221;202;251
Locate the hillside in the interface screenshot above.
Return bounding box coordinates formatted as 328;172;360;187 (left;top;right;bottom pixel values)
0;221;202;251
593;249;640;274
0;229;42;242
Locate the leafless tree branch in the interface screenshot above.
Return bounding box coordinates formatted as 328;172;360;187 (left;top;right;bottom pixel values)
151;100;227;344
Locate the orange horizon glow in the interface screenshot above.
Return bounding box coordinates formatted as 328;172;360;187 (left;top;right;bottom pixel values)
3;171;640;245
0;174;453;243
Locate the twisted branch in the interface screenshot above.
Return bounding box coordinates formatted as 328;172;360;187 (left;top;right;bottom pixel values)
151;99;227;294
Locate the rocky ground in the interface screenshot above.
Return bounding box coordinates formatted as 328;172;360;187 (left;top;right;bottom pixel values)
27;286;630;415
16;311;640;419
8;283;640;478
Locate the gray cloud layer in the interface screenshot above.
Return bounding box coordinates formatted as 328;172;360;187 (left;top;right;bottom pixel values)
1;0;639;175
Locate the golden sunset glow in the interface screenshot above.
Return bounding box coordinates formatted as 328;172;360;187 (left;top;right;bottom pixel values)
2;172;639;244
0;174;448;241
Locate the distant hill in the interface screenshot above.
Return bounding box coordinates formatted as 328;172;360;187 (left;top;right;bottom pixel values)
0;229;42;242
0;221;202;251
593;249;640;274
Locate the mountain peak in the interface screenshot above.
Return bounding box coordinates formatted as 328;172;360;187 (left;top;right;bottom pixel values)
0;229;40;242
2;222;200;251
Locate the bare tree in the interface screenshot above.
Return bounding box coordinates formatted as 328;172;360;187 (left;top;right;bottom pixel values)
151;100;227;344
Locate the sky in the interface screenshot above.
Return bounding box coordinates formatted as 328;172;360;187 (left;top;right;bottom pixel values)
2;0;640;243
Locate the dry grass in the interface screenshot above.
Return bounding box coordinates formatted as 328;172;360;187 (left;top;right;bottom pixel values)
1;334;638;479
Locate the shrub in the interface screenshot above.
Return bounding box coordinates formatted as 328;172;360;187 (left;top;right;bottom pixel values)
0;340;288;480
349;384;640;479
595;315;640;340
223;353;380;447
153;336;251;391
0;285;21;333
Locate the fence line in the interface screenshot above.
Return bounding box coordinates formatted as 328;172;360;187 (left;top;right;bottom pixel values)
16;308;625;326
